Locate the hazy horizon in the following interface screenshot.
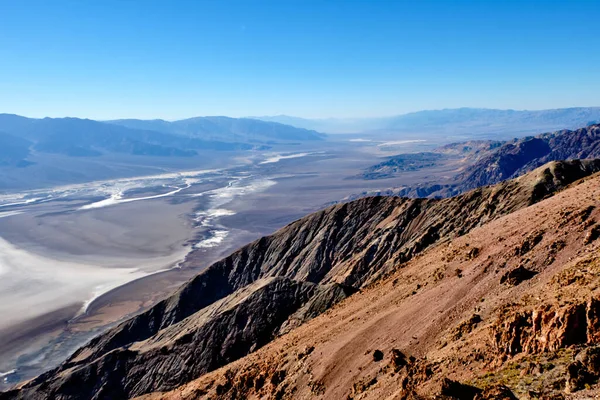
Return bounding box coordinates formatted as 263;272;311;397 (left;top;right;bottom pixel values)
2;105;600;123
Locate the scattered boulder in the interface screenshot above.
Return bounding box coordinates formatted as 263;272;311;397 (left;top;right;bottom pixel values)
564;346;600;393
565;361;593;393
270;370;286;386
514;231;544;256
578;205;596;223
450;314;482;340
373;349;384;362
350;376;377;398
500;266;537;286
585;224;600;245
439;378;482;400
575;346;600;375
467;247;480;260
389;348;409;371
297;345;315;360
473;384;517;400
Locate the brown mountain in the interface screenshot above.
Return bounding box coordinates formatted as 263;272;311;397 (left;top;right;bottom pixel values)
5;159;600;400
138;159;600;399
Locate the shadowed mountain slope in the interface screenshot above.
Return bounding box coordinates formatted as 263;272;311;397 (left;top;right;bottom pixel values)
373;124;600;198
457;124;600;191
0;132;32;166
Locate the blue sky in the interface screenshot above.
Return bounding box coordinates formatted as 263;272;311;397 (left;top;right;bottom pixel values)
0;0;598;120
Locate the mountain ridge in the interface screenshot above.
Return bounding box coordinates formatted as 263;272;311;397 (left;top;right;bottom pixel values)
139;164;600;399
108;116;325;142
0;114;324;161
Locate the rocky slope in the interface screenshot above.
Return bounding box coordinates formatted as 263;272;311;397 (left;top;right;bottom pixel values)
457;124;600;191
137;162;600;400
360;141;503;181
368;124;600;198
4;159;600;400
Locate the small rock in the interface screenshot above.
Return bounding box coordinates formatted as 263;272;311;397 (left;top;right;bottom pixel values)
473;384;517;400
565;361;592;393
389;348;408;371
372;349;384;362
584;225;600;245
500;266;537;286
439;378;482;400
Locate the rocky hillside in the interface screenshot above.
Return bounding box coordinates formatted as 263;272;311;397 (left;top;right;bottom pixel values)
138;163;600;400
358;141;502;181
366;124;600;199
457;124;600;191
4;159;600;400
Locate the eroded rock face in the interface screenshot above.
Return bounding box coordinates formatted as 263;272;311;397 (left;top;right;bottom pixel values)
492;298;600;356
395;127;600;198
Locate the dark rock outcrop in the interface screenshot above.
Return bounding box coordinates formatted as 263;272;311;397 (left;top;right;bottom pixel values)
564;346;600;393
500;266;538;286
439;378;482;400
17;278;335;399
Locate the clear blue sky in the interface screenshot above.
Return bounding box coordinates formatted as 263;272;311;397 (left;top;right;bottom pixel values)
0;0;598;120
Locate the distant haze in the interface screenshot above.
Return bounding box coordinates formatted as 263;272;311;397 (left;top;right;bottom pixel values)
252;107;600;134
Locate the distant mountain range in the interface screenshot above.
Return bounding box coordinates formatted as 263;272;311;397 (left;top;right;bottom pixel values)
108;116;326;143
253;107;600;135
0;114;325;164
